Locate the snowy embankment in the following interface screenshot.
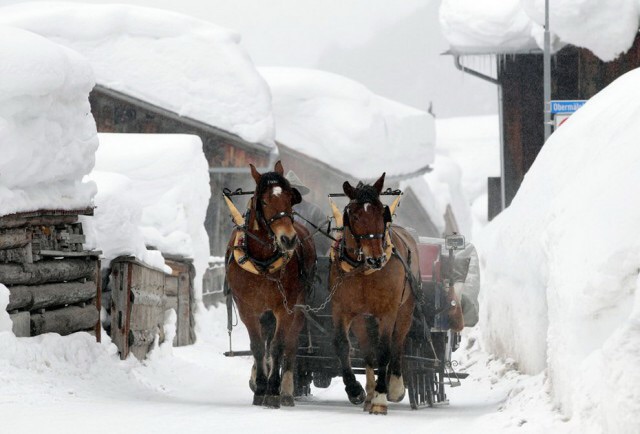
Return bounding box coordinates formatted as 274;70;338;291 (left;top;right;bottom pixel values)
441;0;640;61
83;134;211;295
0;2;275;146
0;26;97;216
479;69;640;432
259;67;434;180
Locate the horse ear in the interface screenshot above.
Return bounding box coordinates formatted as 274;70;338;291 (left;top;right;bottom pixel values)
250;164;261;184
343;181;356;199
274;160;284;176
291;188;302;205
373;172;386;194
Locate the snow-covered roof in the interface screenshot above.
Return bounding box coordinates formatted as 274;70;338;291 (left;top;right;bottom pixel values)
260;67;435;180
83;133;211;296
0;25;97;216
0;2;275;147
440;0;640;61
479;68;640;430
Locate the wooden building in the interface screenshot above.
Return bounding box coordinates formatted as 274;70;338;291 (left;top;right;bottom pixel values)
89;85;274;256
452;32;640;212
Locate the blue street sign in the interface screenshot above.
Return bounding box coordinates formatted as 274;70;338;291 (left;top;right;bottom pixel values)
550;100;587;114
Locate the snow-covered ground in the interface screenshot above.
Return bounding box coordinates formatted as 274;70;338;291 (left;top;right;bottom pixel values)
0;287;567;434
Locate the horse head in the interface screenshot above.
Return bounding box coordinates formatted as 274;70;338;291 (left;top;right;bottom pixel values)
342;172;391;270
250;161;302;253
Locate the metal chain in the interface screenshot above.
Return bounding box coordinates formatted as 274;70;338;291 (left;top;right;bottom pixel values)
266;262;349;315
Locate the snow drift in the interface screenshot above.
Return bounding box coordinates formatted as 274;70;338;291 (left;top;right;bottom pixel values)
479;68;640;432
441;0;640;61
84;133;211;296
260;67;435;180
0;25;97;216
0;2;275;146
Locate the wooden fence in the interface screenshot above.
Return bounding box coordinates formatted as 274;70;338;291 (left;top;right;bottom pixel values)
109;256;195;360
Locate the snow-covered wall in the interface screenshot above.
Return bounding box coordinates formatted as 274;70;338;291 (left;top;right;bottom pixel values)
479;68;640;432
85;134;211;297
0;26;97;216
0;2;275;146
441;0;640;61
260;67;435;180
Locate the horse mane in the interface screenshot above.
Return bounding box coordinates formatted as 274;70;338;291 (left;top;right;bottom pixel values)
350;184;381;206
256;172;293;197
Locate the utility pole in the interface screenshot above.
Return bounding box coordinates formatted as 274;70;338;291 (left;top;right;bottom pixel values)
544;0;552;141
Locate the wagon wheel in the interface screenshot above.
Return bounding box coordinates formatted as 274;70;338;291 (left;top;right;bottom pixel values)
404;335;434;409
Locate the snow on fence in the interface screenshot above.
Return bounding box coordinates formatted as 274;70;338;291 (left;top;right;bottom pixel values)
108;256;195;360
0;209;101;338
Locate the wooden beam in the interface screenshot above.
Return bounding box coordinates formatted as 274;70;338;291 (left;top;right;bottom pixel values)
0;259;96;286
0;228;31;250
7;281;97;311
30;305;99;336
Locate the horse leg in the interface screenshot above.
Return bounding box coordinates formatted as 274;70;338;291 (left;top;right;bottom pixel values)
351;315;378;412
244;316;268;406
280;309;304;407
333;313;365;405
387;300;414;403
370;318;395;415
263;312;286;409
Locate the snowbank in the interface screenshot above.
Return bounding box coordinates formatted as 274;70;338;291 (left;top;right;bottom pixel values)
440;0;640;61
0;2;275;146
0;283;12;333
86;133;211;296
0;25;97;216
260;67;435;180
479;68;640;432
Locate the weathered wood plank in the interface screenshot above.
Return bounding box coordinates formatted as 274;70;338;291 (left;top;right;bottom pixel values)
7;281;96;311
128;329;157;348
0;228;31;250
0;259;96;286
30;304;99;336
39;250;101;258
0;215;78;229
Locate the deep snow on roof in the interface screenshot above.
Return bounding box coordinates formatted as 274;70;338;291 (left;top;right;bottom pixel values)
260;67;435;180
441;0;640;61
0;25;97;216
0;2;275;147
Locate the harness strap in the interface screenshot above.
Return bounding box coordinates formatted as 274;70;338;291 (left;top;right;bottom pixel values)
231;231;291;275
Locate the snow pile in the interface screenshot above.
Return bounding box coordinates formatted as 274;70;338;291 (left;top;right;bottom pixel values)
86;133;211;296
0;2;275;146
441;0;640;61
260;67;435;180
479;68;640;431
440;0;539;54
0;26;97;216
0;284;12;333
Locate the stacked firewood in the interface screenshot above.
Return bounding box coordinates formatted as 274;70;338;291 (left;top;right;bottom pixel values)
0;209;101;338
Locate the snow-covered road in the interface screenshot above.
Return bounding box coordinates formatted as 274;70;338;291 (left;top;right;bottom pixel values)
0;306;565;434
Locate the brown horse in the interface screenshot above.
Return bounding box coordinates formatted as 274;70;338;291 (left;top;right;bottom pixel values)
330;173;419;415
225;161;316;408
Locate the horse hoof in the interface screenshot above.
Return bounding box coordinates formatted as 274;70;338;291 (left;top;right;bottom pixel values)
263;395;281;409
280;395;295;407
363;401;372;412
369;404;388;415
346;383;366;405
252;394;265;406
388;390;405;403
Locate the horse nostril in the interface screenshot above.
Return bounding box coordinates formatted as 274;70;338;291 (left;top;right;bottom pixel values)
280;234;298;249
